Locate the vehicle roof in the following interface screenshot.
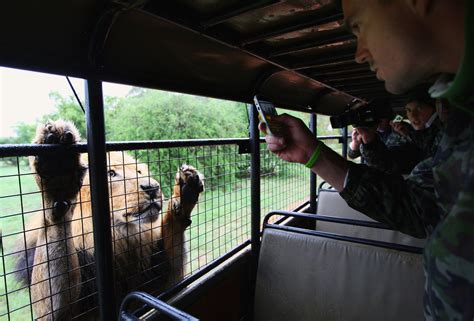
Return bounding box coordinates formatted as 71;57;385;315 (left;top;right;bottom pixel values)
0;0;404;115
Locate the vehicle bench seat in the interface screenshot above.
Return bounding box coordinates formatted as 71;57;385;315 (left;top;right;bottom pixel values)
316;188;426;247
254;228;424;321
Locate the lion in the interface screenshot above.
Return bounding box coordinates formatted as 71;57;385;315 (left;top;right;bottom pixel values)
13;120;204;320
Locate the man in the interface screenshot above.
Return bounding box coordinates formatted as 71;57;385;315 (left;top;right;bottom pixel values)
354;93;442;175
348;108;401;159
261;1;473;320
349;117;421;174
394;92;442;159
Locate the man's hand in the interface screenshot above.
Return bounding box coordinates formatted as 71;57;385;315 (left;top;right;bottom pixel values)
350;129;362;151
354;127;377;144
259;113;350;191
259;114;317;164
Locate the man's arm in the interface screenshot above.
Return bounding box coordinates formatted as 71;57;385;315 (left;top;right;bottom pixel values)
340;158;441;237
360;137;422;174
262;114;441;237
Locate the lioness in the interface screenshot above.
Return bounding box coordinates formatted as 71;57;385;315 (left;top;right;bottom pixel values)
14;120;204;320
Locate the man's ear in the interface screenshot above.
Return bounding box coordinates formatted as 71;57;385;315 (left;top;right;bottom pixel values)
406;0;434;17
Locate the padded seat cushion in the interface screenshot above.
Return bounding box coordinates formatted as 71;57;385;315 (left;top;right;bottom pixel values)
316;190;426;247
254;228;424;321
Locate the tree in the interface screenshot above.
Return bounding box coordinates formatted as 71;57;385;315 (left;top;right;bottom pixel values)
106;90;248;141
45;92;88;139
106;89;250;192
13;122;37;144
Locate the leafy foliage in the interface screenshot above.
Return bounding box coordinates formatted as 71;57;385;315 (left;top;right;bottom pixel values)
2;87;335;191
106;90;248;140
105;90;250;192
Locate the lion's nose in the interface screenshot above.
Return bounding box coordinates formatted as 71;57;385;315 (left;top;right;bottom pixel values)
140;183;160;198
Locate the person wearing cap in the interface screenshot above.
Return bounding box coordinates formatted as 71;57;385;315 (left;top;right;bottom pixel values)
348;102;401;159
354;92;443;175
395;92;443;159
348;117;421;175
260;1;474;320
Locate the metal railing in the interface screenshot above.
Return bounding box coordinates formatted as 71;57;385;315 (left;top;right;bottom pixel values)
263;211;424;254
0;135;314;320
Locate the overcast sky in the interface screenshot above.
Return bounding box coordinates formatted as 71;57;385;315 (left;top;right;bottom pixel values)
0;67;132;137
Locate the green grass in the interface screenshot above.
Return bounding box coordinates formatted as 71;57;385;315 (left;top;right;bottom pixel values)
1;162;39;321
0;159;309;320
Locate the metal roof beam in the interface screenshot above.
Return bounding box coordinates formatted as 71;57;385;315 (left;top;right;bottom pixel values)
268;31;354;58
346;89;388;96
299;59;359;72
309;67;371;78
241;8;342;46
324;74;379;84
333;81;385;90
291;52;355;70
200;0;282;29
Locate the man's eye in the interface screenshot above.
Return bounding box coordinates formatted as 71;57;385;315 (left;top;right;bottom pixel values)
108;169;117;177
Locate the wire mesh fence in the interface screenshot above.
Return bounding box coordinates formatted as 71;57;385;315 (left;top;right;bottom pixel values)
260;144;310;224
0;139;312;320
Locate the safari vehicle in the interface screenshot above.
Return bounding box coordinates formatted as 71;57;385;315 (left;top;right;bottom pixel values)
0;1;424;320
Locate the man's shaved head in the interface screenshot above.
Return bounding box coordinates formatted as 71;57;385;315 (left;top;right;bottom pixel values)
340;0;465;93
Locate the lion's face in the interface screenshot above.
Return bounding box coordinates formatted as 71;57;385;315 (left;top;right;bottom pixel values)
104;152;163;225
81;152;163;224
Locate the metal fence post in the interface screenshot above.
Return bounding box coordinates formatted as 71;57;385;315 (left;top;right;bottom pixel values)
85;79;117;320
309;114;317;213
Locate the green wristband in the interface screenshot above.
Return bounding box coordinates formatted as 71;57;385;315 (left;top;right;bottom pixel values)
304;143;323;168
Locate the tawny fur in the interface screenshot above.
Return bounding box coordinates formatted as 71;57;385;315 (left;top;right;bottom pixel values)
15;120;204;321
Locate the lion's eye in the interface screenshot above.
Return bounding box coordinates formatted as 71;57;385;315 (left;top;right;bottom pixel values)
108;169;117;177
137;170;142;174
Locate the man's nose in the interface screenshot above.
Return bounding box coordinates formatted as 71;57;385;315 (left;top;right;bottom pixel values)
354;39;371;64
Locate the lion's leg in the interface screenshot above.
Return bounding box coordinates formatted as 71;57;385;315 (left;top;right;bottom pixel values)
162;165;204;286
29;120;86;320
13;215;42;288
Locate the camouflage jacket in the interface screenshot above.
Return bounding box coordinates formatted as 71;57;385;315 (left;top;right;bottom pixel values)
359;129;423;175
409;118;444;159
347;145;361;159
347;128;406;157
340;107;474;321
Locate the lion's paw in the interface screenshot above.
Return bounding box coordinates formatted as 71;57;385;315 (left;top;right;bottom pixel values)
177;165;204;206
33;119;80;146
31;120;86;211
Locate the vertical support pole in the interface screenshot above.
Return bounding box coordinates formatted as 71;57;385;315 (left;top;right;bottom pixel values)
341;126;348;159
248;103;261;319
309;113;317;213
248;103;261;268
85;79;117;320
